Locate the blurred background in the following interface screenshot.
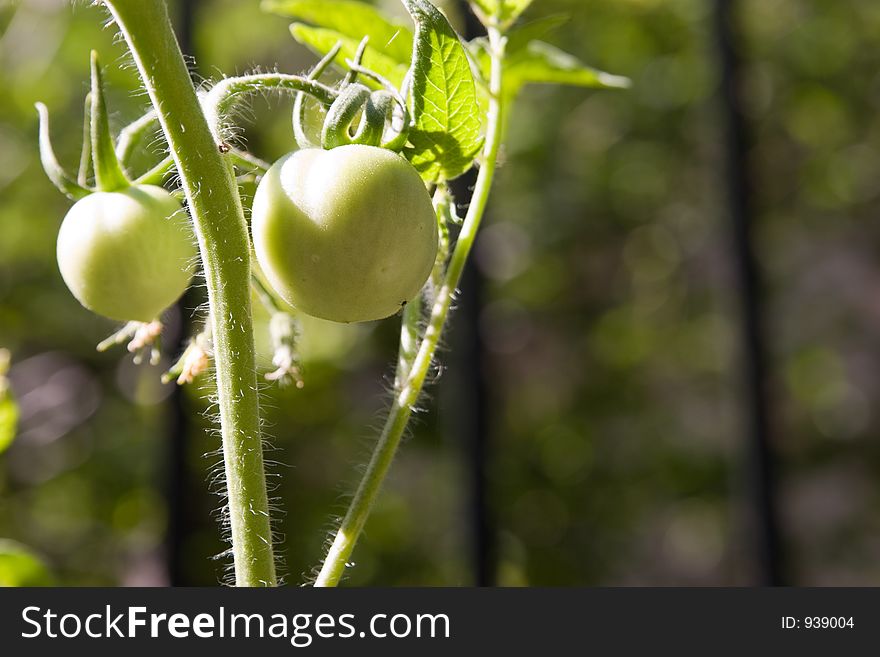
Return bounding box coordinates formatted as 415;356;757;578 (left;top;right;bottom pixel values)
2;0;880;586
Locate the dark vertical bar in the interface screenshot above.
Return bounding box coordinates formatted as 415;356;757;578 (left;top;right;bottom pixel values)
449;172;495;587
164;0;200;586
449;0;495;587
712;0;784;585
164;325;191;585
178;0;197;53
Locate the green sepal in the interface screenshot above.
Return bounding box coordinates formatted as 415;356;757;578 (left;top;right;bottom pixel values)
34;102;91;200
369;91;410;151
321;83;373;149
78;93;92;186
293;41;342;150
89;51;129;191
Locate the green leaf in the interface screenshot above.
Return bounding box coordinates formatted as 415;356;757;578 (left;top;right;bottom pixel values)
78;93;92;186
499;0;533;26
506;14;568;53
468;14;569;83
267;0;412;91
469;0;496;21
401;0;483;183
0;540;53;587
290;24;410;89
264;0;413;62
469;0;533;28
504;41;631;98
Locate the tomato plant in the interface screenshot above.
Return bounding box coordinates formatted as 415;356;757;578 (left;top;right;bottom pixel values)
33;0;626;587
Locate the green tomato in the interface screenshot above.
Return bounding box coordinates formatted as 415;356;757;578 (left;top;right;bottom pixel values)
251;145;438;323
56;185;197;322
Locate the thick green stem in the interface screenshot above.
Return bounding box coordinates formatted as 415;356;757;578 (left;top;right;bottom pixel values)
104;0;275;586
314;27;507;587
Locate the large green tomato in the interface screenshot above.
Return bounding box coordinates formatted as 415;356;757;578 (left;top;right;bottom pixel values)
251;145;438;323
56;185;197;322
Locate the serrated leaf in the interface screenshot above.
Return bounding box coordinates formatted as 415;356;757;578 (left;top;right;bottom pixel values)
0;395;16;455
264;0;413;63
290;23;409;89
401;0;483;183
504;40;631;96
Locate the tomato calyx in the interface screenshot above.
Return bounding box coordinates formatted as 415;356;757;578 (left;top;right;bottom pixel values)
292;37;411;153
321;83;410;151
37;51;137;199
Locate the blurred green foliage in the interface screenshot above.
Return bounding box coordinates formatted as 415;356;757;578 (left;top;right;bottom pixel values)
1;0;879;586
0;349;17;455
0;539;53;586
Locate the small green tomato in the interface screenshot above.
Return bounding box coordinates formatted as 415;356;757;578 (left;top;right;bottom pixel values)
56;185;197;322
251;145;438;323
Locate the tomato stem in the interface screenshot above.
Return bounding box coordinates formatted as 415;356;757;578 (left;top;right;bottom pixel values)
313;25;508;587
103;0;276;587
133;148;267;187
133;156;174;186
394;294;422;391
203;73;337;146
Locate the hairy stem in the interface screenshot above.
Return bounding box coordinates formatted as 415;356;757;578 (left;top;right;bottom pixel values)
104;0;275;586
133;147;268;186
394;295;422;390
203;73;337;144
314;26;507;587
